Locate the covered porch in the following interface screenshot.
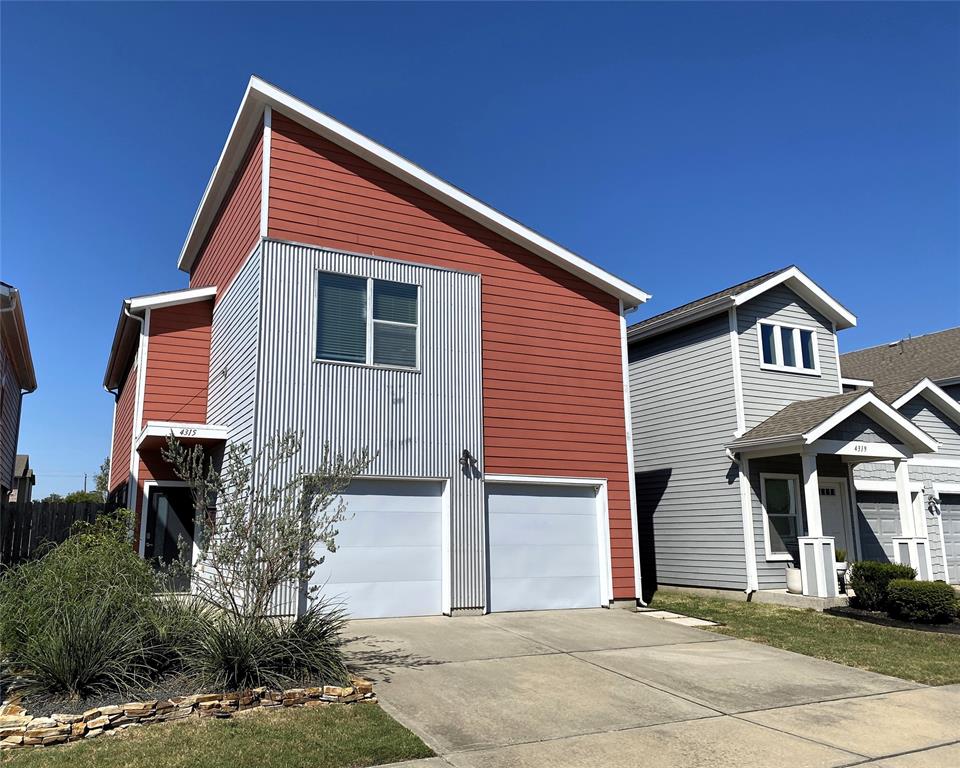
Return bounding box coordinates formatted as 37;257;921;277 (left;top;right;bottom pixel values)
730;390;940;599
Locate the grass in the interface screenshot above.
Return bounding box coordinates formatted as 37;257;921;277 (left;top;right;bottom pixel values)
0;703;433;768
649;590;960;686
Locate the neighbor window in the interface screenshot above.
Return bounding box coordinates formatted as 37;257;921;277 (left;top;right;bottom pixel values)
316;273;419;368
759;322;818;373
761;474;802;561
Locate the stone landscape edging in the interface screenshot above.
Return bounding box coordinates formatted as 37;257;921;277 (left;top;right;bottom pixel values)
0;678;376;749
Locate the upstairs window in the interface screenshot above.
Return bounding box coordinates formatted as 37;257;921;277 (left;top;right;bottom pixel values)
759;322;819;374
316;273;419;369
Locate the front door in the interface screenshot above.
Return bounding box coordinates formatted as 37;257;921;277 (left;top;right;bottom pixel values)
819;480;852;558
143;485;196;591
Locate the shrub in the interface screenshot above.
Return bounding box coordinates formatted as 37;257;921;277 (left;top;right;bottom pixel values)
886;580;958;624
0;512;163;698
849;561;916;611
176;600;349;692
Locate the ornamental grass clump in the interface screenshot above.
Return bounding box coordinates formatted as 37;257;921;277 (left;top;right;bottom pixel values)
0;512;165;699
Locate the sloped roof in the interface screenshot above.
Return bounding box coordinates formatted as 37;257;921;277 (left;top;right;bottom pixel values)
176;76;650;307
728;389;938;454
0;282;37;392
840;328;960;387
627;265;857;341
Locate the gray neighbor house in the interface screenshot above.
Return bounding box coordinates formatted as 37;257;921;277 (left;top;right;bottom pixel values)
627;266;957;601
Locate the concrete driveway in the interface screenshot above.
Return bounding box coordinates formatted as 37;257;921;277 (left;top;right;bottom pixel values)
345;609;960;767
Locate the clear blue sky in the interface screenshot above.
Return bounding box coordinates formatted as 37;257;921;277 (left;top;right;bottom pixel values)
2;2;958;497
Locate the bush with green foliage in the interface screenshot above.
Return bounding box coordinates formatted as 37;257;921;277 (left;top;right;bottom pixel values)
849;561;916;611
886;579;958;624
0;512;167;698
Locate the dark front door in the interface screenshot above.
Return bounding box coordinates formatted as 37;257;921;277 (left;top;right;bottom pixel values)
144;485;195;591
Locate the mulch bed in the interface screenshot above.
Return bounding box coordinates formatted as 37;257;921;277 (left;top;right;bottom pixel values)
826;605;960;635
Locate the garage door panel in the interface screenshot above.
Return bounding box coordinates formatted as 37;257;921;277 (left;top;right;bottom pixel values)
941;494;960;584
490;576;602;613
486;482;604;613
487;512;596;547
490;544;601;579
310;479;442;619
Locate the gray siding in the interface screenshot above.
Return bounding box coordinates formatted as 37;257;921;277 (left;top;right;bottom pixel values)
0;342;23;492
822;414;899;444
629;314;746;591
899;396;960;459
257;240;484;612
738;285;842;430
207;244;262;452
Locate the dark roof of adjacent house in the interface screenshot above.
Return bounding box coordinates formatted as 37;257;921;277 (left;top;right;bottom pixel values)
626;265;857;342
0;281;37;392
629;267;790;334
13;455;30;479
734;391;863;442
840;327;960;387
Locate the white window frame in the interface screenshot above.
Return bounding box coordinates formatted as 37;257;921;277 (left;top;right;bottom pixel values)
313;271;421;372
760;472;803;561
758;321;821;376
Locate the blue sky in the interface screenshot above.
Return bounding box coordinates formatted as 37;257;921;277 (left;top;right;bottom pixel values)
2;2;958;497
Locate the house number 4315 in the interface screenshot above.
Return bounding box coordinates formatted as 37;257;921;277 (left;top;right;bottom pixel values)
178;428;198;437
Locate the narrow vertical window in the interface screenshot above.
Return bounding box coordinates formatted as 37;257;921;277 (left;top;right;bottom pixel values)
780;326;796;367
760;324;776;365
316;273;367;363
799;329;815;370
372;280;418;368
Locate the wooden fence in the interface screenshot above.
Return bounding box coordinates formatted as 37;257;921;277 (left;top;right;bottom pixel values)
0;501;112;566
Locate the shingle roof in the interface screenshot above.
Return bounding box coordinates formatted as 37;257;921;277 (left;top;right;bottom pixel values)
734;391;864;442
629;267;791;335
840;327;960;387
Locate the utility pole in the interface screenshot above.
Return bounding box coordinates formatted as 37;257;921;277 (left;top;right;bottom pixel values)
83;473;88;493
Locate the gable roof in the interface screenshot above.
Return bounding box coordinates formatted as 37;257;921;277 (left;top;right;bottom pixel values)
176;76;650;308
728;389;938;455
840;327;960;388
875;377;960;427
0;281;37;392
628;265;856;342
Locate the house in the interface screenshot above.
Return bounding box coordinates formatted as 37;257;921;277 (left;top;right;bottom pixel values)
0;282;37;503
103;76;650;618
627;267;939;600
9;455;36;504
839;328;960;584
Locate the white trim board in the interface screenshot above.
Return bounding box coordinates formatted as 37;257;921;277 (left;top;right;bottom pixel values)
618;301;644;603
759;472;802;562
891;378;960;427
128;286;217;312
841;377;874;388
854;479;924;493
177;76;650;307
733;266;856;330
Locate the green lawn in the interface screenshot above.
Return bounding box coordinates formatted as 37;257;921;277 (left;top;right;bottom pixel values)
0;703;433;768
649;590;960;686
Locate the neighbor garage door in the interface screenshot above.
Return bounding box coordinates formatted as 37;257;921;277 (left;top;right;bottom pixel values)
856;491;901;563
486;482;603;613
311;479;443;619
941;494;960;584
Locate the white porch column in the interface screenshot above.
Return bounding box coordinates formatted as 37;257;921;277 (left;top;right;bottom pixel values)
892;459;933;579
798;453;837;598
801;453;823;537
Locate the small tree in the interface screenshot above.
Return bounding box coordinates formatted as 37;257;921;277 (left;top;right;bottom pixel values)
95;457;111;501
64;490;103;504
162;431;373;620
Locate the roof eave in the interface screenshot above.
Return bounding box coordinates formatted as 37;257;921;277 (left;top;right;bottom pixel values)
733;266;857;330
628;296;734;342
0;287;37;392
177;76;650;307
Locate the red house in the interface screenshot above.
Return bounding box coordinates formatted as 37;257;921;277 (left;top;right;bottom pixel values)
104;77;650;618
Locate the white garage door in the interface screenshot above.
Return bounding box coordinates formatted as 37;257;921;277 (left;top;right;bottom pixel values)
486;482;604;613
941;494;960;584
311;479;443;619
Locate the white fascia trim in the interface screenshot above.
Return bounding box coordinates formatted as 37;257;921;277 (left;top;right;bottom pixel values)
804;391;940;453
178;76;650;307
907;457;960;468
855;478;924;493
841;377;874;388
627;297;732;342
259;106;271;238
932;482;960;495
891;378;960;426
135;421;229;451
619;301;643;602
128;286;217;312
484;473;607;486
728;307;746;436
737;454;759;591
733;266;858;330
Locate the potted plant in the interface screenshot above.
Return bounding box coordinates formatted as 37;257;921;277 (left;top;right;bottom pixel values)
786;563;803;594
835;548;849;592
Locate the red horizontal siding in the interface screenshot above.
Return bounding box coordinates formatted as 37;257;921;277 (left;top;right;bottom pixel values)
109;365;136;492
142;302;212;426
190;126;263;294
267;112;636;598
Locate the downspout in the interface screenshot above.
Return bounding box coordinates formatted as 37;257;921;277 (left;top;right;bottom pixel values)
121;302;144;524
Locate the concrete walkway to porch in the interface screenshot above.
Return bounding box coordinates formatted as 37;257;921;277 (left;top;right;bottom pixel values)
345;608;960;767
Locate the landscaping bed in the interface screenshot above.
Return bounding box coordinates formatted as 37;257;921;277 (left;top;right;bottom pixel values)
649;589;960;685
825;605;960;635
0;701;432;768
